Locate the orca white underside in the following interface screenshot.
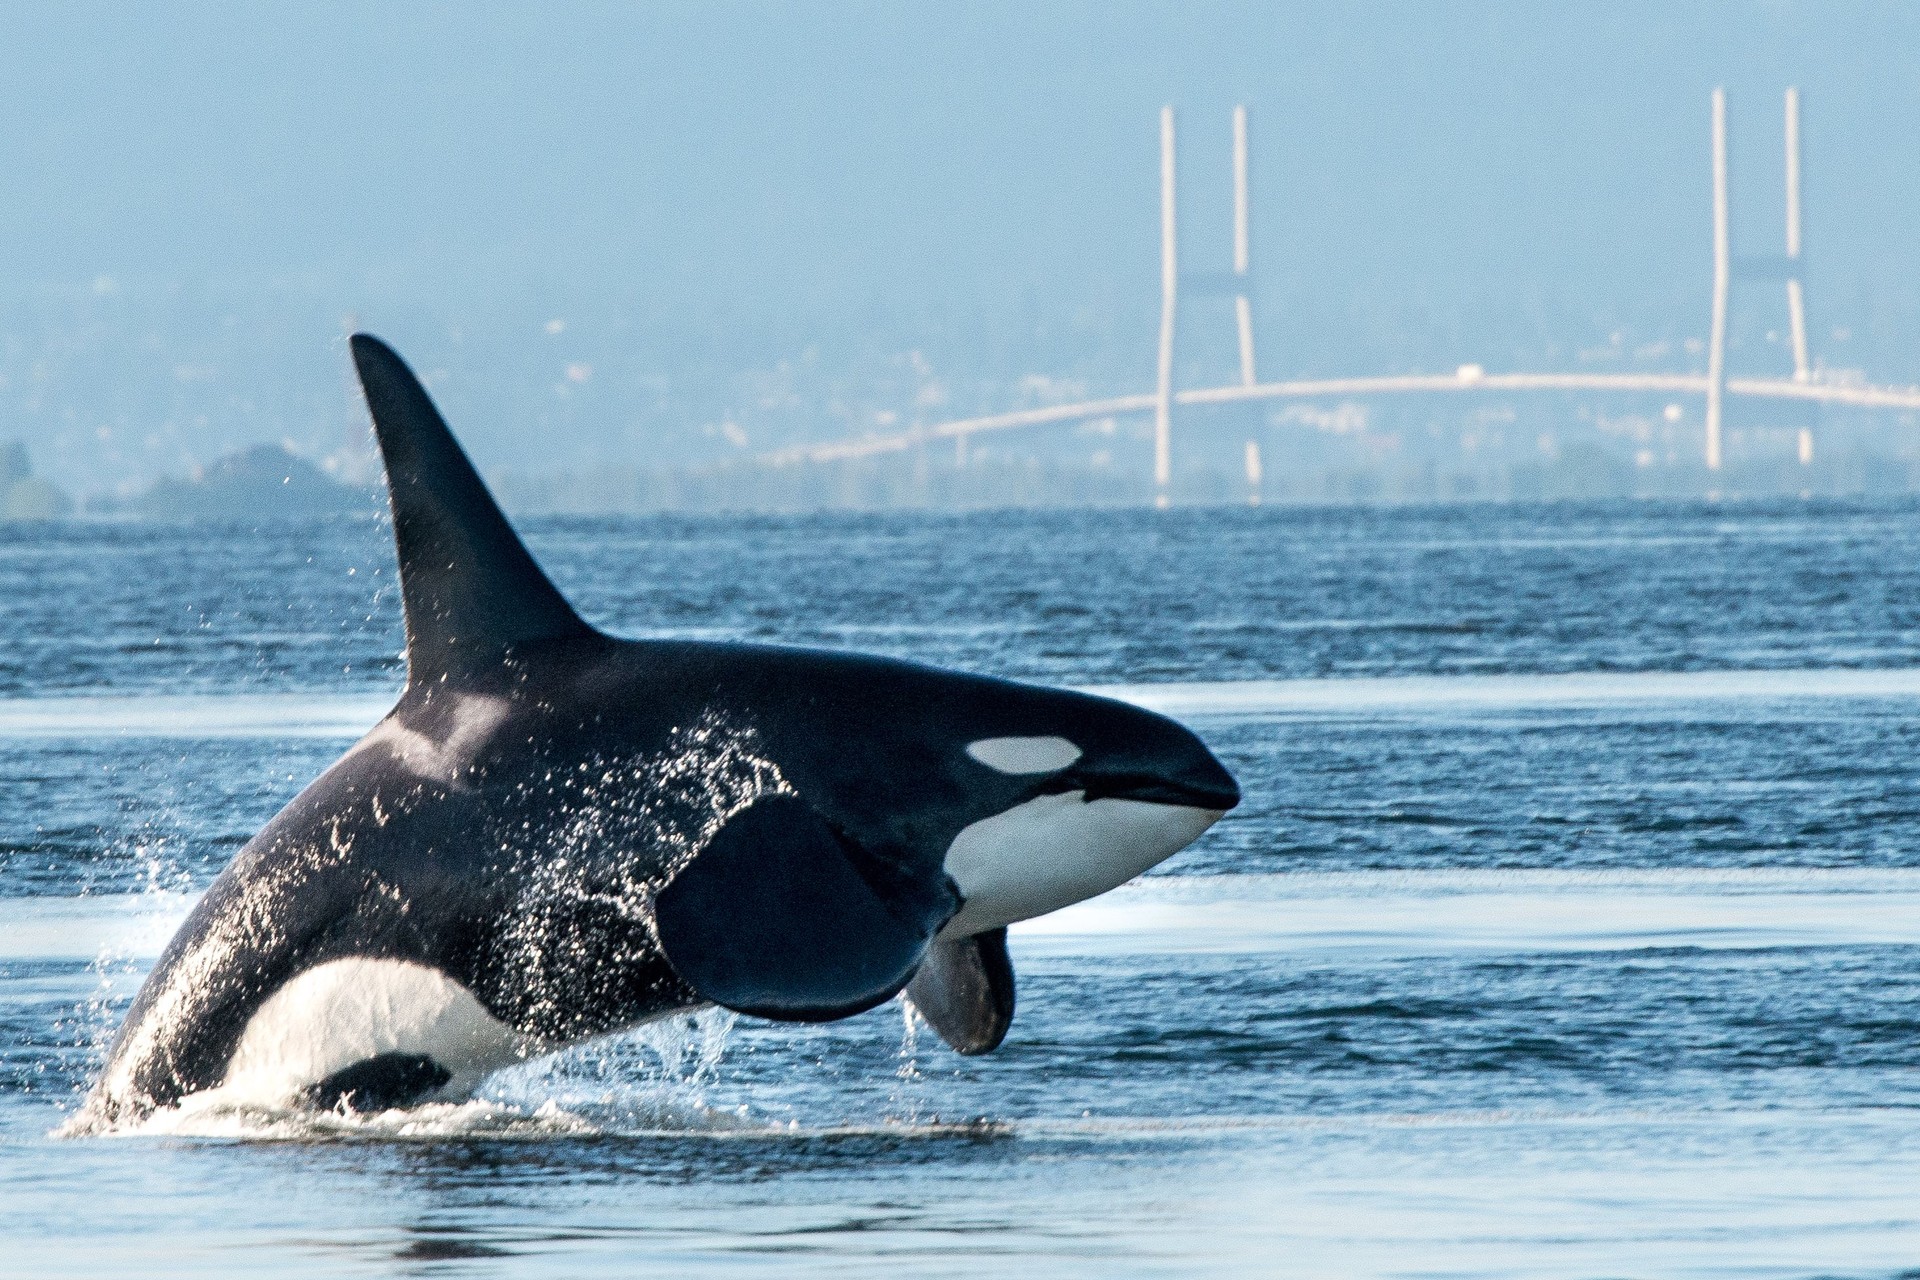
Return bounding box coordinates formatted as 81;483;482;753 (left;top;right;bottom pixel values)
940;792;1225;937
218;958;534;1108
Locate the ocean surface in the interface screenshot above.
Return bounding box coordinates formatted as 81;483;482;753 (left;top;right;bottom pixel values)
8;499;1920;1277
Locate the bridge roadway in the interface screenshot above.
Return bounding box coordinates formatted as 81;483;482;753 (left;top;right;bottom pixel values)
759;370;1920;467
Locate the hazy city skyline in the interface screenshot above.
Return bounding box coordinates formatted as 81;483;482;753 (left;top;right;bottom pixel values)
2;2;1918;504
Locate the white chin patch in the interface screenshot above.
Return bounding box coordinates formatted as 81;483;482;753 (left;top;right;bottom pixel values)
965;736;1083;774
940;792;1223;937
217;957;533;1107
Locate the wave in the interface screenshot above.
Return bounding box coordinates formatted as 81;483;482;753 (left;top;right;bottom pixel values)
1091;668;1920;717
1;668;1918;738
69;1082;1918;1146
77;1094;1015;1144
0;891;198;962
59;1005;1014;1144
1016;868;1920;958
25;867;1920;968
0;693;394;739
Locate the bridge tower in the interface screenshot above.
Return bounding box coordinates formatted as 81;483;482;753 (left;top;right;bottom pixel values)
1155;106;1259;507
1706;87;1812;471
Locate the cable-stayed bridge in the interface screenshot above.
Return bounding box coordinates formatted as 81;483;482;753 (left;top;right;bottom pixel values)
761;90;1920;501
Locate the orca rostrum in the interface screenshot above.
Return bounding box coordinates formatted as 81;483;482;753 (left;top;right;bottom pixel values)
79;334;1240;1126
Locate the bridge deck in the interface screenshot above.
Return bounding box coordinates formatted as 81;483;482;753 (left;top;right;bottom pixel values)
761;372;1920;467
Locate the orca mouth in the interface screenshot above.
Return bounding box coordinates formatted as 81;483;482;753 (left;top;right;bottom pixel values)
1061;760;1241;812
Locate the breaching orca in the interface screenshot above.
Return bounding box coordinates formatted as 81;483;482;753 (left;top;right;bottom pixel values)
78;334;1239;1126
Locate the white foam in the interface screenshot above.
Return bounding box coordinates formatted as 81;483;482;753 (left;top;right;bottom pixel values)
103;1094;1007;1143
112;1094;603;1142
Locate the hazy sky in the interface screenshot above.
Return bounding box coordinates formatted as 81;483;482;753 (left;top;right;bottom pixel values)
0;2;1916;490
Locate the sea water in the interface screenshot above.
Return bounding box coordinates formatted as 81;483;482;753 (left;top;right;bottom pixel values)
6;499;1920;1277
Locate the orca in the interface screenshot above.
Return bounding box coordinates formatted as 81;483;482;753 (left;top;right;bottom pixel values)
78;334;1239;1127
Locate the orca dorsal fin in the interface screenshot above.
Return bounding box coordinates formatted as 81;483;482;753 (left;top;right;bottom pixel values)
350;333;593;686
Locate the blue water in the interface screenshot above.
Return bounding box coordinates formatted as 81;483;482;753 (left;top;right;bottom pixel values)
9;500;1920;1276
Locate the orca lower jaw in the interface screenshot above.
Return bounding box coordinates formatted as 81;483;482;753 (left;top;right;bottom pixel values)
937;792;1227;939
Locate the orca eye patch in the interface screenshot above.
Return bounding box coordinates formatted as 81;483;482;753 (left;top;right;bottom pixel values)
965;736;1083;775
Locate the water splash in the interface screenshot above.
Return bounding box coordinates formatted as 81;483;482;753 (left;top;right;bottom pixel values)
491;712;788;1040
483;1007;741;1129
48;884;198;1122
65;1008;746;1141
887;994;929;1126
101;1093;604;1142
77;711;785;1126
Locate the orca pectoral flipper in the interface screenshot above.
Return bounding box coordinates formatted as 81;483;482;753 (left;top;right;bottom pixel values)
654;794;948;1022
906;929;1015;1055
